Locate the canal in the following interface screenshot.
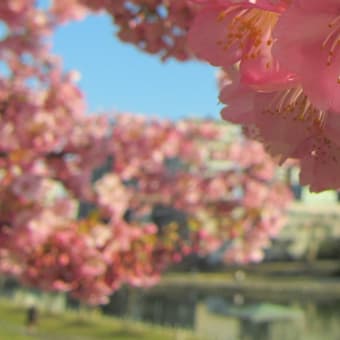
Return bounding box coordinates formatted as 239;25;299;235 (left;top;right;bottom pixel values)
103;268;340;340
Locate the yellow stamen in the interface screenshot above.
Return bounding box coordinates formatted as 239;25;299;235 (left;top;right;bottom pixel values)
216;8;278;60
323;15;340;66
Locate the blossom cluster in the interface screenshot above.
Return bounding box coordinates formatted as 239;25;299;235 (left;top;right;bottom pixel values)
51;0;198;61
0;108;291;304
187;0;340;192
109;115;291;264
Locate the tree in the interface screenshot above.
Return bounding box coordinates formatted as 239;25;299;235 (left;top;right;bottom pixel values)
0;0;292;305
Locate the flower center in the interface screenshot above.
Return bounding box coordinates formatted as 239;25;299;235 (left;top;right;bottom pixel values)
217;8;278;60
263;87;326;129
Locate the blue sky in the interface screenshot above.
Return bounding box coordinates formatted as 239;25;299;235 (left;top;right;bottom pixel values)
50;11;338;200
52;14;221;120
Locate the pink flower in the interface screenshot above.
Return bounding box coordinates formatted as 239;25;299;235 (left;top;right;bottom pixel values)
273;0;340;112
188;0;294;89
220;75;340;191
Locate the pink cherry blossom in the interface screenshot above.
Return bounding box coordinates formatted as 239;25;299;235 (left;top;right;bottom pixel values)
220;70;340;192
188;0;294;89
272;0;340;112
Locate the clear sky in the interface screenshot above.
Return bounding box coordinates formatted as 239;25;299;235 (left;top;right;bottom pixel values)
50;10;338;200
52;13;222;120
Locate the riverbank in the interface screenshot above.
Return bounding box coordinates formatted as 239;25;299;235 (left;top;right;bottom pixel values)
154;262;340;302
0;298;202;340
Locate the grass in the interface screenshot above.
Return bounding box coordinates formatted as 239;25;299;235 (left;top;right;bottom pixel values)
0;299;202;340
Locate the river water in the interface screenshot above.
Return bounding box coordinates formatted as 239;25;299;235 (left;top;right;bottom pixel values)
103;278;340;340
